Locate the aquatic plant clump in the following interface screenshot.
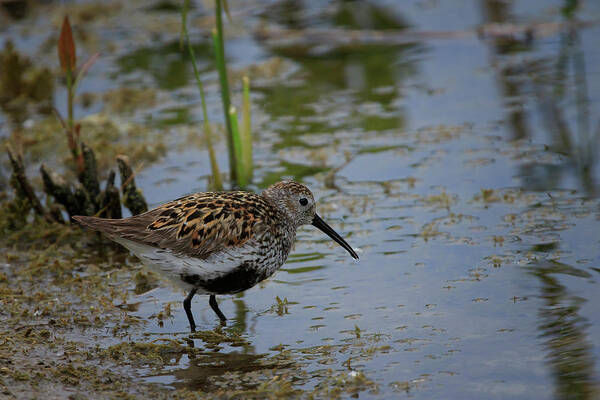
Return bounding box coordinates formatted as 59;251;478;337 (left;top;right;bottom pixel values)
2;15;151;233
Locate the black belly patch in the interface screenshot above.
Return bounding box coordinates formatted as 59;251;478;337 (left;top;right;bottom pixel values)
180;262;269;294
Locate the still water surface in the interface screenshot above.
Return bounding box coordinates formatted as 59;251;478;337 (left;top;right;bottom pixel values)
2;0;600;398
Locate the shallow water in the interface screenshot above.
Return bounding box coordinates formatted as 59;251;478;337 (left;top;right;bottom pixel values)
1;0;600;398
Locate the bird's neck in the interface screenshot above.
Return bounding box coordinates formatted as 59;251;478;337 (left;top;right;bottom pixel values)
261;191;296;228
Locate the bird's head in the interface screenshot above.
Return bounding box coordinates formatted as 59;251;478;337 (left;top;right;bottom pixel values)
262;181;358;259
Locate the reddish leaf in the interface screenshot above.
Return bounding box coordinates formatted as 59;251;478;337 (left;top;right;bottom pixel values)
58;16;76;72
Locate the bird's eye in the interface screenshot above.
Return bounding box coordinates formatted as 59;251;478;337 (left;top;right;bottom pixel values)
299;198;308;206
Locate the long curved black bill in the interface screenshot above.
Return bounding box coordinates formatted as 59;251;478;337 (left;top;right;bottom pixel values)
312;214;359;260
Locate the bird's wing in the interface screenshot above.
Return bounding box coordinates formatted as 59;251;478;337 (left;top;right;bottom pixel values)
73;192;273;259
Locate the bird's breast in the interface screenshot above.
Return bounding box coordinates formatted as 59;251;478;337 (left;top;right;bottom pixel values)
181;231;295;295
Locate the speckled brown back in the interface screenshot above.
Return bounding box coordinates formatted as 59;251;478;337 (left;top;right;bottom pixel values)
74;191;287;259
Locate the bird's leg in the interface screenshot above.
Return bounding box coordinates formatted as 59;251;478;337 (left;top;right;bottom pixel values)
209;294;227;324
183;288;198;332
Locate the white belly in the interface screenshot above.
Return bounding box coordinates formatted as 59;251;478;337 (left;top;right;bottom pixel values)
113;237;283;294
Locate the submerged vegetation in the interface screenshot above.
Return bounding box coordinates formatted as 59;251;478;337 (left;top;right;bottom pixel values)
0;41;53;124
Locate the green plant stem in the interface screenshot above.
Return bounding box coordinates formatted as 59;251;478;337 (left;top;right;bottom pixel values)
213;0;236;182
228;106;245;188
203;122;223;191
241;76;253;182
181;0;222;190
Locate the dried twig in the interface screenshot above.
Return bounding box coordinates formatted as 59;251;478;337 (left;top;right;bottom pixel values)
6;146;56;223
97;170;122;219
40;164;82;217
78;142;100;209
117;155;148;215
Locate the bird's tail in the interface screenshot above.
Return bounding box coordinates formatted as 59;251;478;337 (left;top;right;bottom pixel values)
72;215;121;235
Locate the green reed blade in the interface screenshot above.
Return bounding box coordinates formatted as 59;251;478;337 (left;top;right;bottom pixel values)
203;121;222;191
213;0;236;182
181;0;222;190
242;76;253;182
228;106;246;188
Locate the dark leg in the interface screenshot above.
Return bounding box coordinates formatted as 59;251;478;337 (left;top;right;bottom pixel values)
183;288;198;332
209;294;227;324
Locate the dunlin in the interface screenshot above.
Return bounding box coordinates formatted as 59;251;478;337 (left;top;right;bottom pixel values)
74;181;358;331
